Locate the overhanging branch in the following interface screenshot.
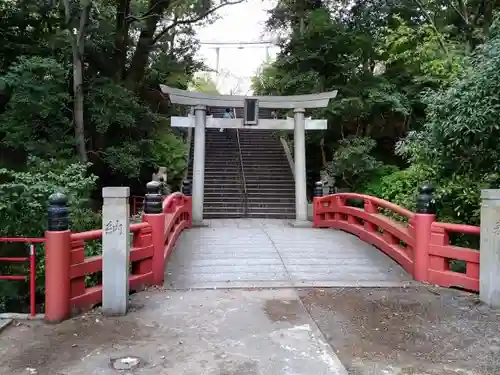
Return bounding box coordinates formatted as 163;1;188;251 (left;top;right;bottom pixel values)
152;0;246;43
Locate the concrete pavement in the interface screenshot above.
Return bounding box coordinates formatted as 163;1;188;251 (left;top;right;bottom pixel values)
0;288;348;375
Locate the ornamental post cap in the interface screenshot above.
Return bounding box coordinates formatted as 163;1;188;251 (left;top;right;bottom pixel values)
48;192;67;205
146;180;161;194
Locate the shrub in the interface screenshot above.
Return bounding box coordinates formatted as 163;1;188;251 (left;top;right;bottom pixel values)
0;157;98;312
326;136;381;191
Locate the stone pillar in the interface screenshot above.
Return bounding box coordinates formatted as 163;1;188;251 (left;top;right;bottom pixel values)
293;108;308;223
102;187;130;316
480;189;500;308
192;104;206;224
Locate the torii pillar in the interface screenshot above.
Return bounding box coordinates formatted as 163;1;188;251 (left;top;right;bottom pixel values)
160;85;338;225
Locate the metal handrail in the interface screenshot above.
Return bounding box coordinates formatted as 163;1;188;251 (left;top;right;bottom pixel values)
236;128;248;216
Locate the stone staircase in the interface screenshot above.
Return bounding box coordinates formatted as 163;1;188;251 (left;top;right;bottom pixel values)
186;113;295;219
239;129;295;219
187;129;245;218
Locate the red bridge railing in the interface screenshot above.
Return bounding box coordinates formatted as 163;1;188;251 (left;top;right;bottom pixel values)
0;238;43;316
313;188;480;292
44;186;192;322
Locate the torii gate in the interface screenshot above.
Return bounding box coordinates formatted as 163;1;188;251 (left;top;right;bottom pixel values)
160;85;338;225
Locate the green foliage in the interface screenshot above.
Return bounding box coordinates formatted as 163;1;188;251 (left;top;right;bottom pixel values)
0;0;239;312
0;57;73;159
257;1;500;234
382;17;466;89
150;131;188;182
327;136;382;190
398;27;500;177
189;73;220;94
363;164;433;211
0;157;98;312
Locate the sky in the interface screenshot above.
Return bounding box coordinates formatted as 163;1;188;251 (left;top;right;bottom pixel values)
194;1;280;94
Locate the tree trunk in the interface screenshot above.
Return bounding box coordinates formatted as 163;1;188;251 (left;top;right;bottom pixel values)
114;0;131;80
73;55;88;163
125;0;170;89
62;0;90;163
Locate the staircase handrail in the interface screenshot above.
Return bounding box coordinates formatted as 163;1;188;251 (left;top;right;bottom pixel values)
236;128;248;216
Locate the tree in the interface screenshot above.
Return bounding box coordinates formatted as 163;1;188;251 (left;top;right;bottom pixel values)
189;73;220;94
62;0;92;162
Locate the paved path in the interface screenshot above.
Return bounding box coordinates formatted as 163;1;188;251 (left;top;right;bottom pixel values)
165;219;411;289
0;289;349;375
1;287;498;375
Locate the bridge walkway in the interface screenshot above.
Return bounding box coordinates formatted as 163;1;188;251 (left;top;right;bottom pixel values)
165;219;412;290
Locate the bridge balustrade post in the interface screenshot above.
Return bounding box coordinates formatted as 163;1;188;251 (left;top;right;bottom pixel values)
102;187;130;316
413;185;436;282
312;181;323;227
182;179;191;196
142;181;166;285
45;192;72;323
480;189;500;308
314;181;323;198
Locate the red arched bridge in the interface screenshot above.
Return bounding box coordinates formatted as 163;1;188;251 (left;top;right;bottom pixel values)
0;182;484;322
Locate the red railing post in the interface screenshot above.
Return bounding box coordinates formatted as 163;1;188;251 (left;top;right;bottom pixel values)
185;196;193;227
142;181;166;285
312;181;324;227
44;192;72;323
29;244;36;317
413;185;436;283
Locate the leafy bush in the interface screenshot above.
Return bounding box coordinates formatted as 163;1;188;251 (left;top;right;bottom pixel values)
150;131;188;188
363;164;433;211
0;57;73;160
0;157;98;312
327;136;381;191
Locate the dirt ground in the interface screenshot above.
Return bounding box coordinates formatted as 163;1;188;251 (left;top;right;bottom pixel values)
298;286;500;375
0;286;499;375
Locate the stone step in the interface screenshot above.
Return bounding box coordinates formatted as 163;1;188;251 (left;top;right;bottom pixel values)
204;187;292;193
203;173;242;178
240;154;287;158
242;160;290;165
240;146;282;148
246;191;295;196
244;178;292;183
245;182;295;188
203;207;245;213
204;212;246;219
247;202;295;208
205;197;243;203
204;188;243;194
247;196;295;202
242;168;291;173
243;153;287;157
239;145;283;148
200;163;242;167
243;171;292;177
204;181;242;185
245;212;295;219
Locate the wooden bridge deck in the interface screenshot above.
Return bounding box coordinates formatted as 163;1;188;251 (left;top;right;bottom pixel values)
165;219;412;289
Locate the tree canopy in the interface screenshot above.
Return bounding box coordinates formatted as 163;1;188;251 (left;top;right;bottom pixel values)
0;0;243;312
253;0;500;228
